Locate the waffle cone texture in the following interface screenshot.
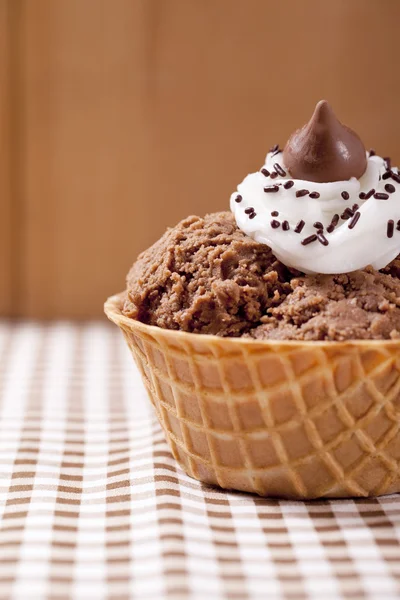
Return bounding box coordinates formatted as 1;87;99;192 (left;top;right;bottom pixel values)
105;293;400;499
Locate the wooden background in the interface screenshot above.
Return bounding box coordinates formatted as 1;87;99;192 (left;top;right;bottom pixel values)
1;0;400;318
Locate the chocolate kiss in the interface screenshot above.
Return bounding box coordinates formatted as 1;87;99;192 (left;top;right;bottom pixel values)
283;100;367;183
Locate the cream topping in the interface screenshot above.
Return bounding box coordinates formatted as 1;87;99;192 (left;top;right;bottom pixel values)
230;151;400;274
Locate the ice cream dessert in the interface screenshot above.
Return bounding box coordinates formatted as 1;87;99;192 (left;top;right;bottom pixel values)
123;101;400;341
106;101;400;499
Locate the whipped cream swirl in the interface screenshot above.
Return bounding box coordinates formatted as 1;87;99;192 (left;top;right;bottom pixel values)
230;151;400;274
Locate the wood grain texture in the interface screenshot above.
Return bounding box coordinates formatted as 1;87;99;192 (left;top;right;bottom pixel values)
7;0;400;316
18;0;149;317
0;1;12;315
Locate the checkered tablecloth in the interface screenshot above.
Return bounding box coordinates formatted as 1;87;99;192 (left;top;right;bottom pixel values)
0;322;399;600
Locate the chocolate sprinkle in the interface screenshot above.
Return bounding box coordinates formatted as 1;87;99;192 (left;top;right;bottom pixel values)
348;211;361;229
261;168;270;177
369;148;376;157
397;220;400;232
364;189;375;200
392;173;400;184
282;220;290;231
327;214;340;233
359;192;366;200
245;207;254;214
294;220;305;234
341;208;354;220
384;157;392;170
374;192;389;200
382;171;393;180
270;172;278;179
387;219;394;238
331;214;340;227
284;180;294;189
385;183;396;194
352;204;359;211
317;232;329;246
264;185;280;193
341;191;350;200
235;194;242;203
271;220;280;229
270;144;279;153
309;191;320;199
301;234;317;246
273;163;286;177
313;221;323;230
271;211;279;217
249;212;257;219
296;189;309;198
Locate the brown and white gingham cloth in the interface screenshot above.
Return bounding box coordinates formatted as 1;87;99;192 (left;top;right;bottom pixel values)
0;322;399;600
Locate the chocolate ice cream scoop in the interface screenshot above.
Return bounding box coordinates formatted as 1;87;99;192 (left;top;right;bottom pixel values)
283;100;367;183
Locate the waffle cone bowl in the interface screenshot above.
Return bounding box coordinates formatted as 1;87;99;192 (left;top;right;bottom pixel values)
105;293;400;499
